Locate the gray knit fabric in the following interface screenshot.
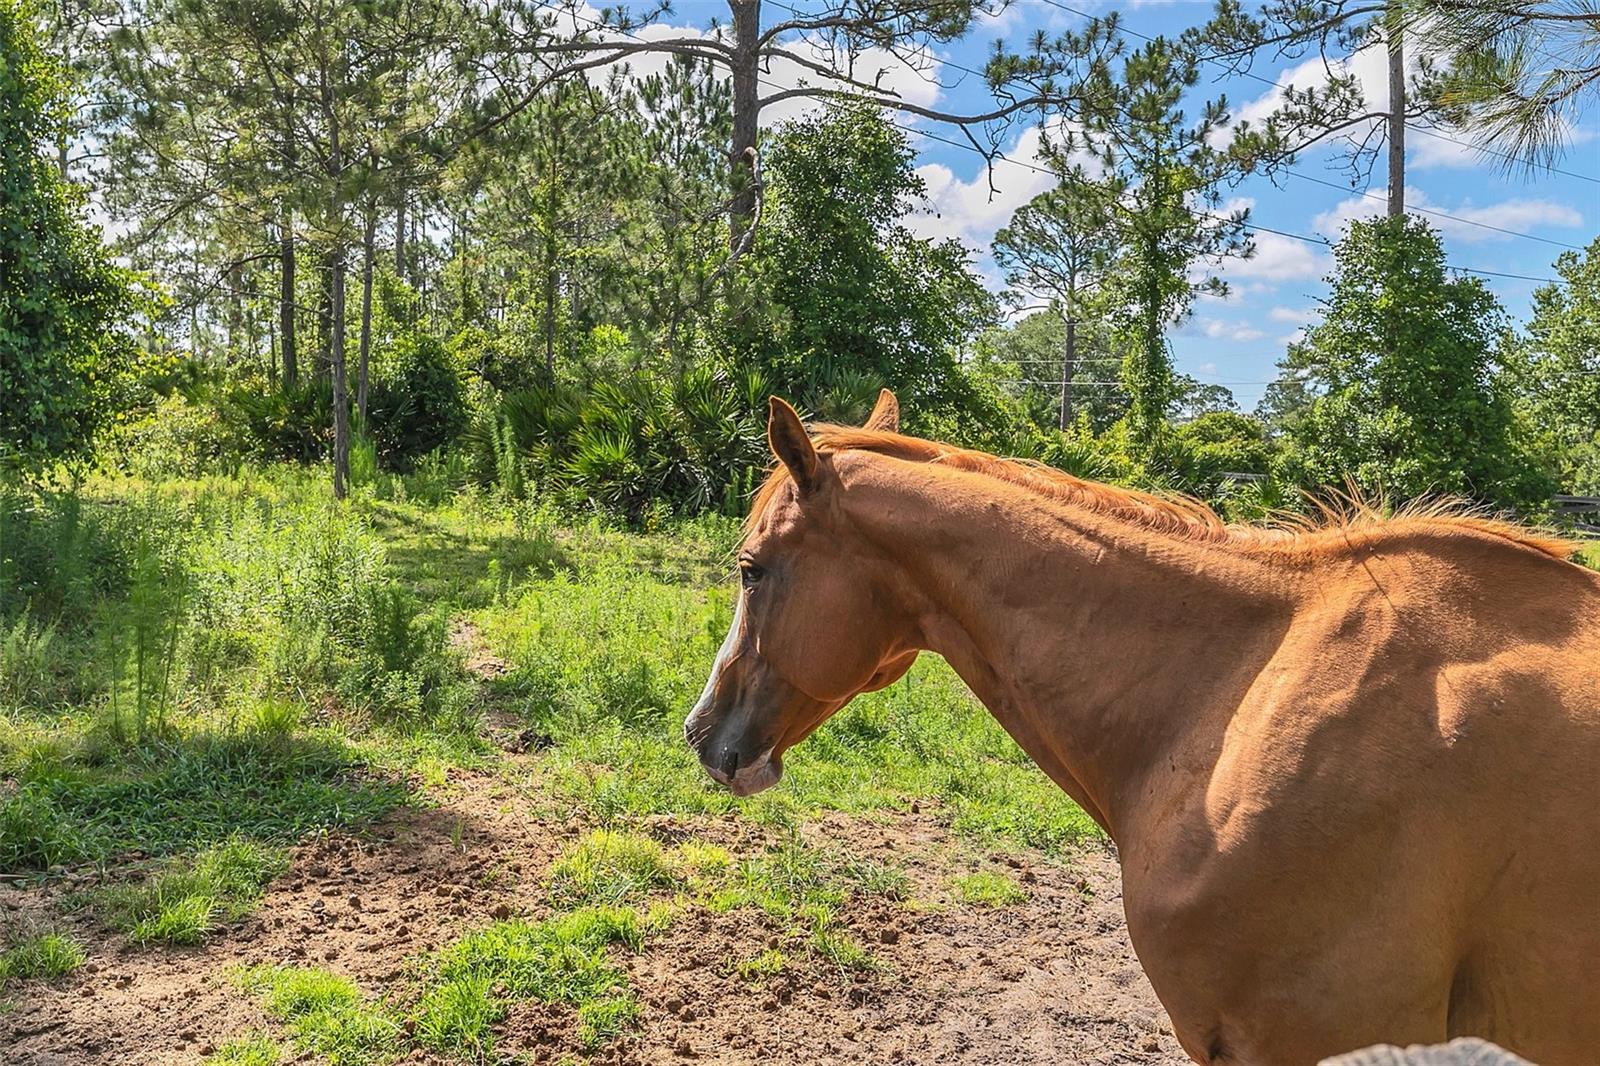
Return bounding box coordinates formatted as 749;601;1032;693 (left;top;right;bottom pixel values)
1321;1038;1534;1066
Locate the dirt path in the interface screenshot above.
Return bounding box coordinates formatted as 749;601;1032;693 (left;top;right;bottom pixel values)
4;622;1189;1065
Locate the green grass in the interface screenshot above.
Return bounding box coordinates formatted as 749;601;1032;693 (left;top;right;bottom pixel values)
0;930;85;986
205;1034;284;1065
731;947;790;982
951;870;1027;907
413;906;648;1056
0;727;407;874
94;839;287;945
547;829;682;907
1579;540;1600;571
241;965;402;1066
1;468;1098;1062
483;559;1101;854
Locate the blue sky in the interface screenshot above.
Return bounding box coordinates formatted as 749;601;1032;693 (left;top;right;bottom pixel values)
605;0;1599;410
902;0;1600;410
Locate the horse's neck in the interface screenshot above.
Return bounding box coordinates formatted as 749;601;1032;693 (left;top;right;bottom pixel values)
847;461;1296;844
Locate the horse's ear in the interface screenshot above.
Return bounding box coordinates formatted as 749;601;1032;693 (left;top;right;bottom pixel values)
864;389;899;433
768;397;819;495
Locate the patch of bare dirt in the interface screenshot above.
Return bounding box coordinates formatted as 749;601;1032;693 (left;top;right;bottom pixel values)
5;628;1185;1064
2;759;1187;1065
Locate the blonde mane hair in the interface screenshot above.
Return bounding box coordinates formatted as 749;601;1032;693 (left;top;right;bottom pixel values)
746;425;1576;563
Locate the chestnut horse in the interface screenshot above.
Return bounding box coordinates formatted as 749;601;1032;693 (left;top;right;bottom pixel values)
684;391;1600;1065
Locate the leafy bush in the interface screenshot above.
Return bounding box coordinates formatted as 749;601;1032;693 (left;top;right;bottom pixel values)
1;2;147;469
220;379;332;465
485;363;769;522
368;329;468;469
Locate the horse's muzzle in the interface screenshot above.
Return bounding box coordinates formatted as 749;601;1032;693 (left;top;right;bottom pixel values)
684;707;782;797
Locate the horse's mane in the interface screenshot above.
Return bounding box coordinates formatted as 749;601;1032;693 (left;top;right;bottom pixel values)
746;424;1577;563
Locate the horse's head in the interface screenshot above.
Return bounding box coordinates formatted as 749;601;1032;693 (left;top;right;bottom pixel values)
684;391;920;796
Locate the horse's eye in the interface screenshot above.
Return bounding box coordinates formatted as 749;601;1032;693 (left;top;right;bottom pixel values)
739;561;765;588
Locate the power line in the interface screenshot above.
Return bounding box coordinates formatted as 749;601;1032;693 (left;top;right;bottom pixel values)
533;0;1564;284
1283;170;1586;250
1032;0;1600;186
902;120;1562;283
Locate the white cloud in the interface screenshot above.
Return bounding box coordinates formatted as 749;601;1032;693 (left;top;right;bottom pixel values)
1268;305;1314;323
1220;230;1333;282
1194;317;1266;342
905;124;1057;254
1278;328;1307;346
1311;187;1584;242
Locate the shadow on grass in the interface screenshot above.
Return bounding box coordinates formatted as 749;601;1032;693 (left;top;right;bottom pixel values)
0;730;410;874
365;503;566;607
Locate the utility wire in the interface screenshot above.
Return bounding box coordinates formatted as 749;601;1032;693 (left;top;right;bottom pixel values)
1283;170;1586;250
1032;0;1600;186
903;120;1563;283
531;0;1566;284
754;4;1581;267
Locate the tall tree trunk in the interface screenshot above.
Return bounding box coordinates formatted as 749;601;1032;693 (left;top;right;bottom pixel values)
394;184;407;277
358;205;376;421
317;249;334;381
331;253;349;499
1386;0;1405;219
226;262;242;358
727;0;761;252
543;261;557;378
280;213;297;387
1059;315;1077;431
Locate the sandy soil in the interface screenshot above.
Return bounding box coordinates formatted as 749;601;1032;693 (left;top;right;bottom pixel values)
5;625;1188;1064
2;760;1188;1066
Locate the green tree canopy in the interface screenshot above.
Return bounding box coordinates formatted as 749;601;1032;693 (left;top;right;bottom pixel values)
1504;236;1600;494
1280;215;1551;511
744;101;996;430
1;0;142;468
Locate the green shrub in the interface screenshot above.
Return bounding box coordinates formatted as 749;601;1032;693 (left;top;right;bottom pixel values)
219;379;331;465
368;329;468;470
0;486;134;627
110;391;243;480
485;364;769;523
0;0;146;469
0;611;57;709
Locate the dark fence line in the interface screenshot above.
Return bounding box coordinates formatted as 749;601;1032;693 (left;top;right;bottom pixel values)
1554;496;1600;534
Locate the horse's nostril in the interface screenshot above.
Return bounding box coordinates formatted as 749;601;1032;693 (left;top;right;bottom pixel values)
716;747;740;779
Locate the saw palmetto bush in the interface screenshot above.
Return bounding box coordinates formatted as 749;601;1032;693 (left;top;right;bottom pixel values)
483;364;769;524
